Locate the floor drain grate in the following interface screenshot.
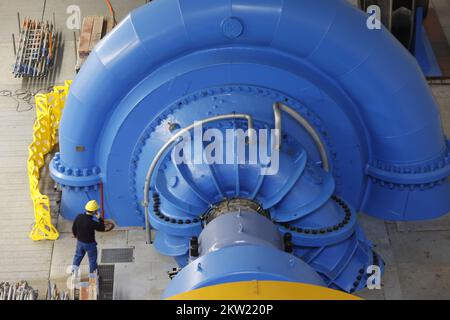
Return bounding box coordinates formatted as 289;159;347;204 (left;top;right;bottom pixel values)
98;264;114;300
101;248;134;263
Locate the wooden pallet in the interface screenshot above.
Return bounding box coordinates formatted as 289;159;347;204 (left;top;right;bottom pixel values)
76;16;114;72
424;8;450;78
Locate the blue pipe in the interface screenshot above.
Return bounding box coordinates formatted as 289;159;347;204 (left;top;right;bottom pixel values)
163;211;326;298
51;0;449;295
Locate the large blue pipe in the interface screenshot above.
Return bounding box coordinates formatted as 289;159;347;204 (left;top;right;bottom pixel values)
163;211;326;298
50;0;449;295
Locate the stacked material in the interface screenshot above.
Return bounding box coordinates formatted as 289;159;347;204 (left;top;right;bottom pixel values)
76;16;114;72
0;281;38;300
12;18;57;78
46;282;69;300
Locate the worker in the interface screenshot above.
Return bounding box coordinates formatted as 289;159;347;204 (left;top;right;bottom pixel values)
72;200;105;274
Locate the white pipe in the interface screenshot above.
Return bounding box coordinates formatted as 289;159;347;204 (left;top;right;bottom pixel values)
143;113;254;244
273;102;329;171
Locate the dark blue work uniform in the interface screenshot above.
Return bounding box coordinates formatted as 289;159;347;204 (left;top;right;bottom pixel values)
72;213;105;273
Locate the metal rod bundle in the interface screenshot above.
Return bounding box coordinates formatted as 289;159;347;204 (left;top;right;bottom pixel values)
0;281;38;300
46;281;70;300
12;17;57;78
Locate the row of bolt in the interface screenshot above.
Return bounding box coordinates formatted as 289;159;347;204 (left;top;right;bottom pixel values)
58;184;100;192
280;195;352;235
369;153;450;174
370;176;447;190
53;153;101;177
152;193;200;226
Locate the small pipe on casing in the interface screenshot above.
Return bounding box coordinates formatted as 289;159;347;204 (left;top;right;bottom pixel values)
273;102;329;172
142;113;255;244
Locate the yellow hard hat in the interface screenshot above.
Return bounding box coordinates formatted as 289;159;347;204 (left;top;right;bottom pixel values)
85;200;100;212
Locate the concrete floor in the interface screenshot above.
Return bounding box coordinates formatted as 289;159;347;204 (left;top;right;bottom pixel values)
0;0;449;300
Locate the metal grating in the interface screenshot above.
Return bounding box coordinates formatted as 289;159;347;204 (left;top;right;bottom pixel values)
98;264;114;300
101;248;134;263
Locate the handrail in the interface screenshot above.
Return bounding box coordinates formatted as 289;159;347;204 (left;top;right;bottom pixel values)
273;102;329;172
142;114;255;244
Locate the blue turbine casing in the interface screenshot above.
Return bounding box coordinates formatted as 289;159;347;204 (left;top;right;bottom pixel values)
51;0;449;295
163;211;327;298
163;245;327;299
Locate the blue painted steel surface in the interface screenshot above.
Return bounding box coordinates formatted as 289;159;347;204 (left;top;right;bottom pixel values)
51;0;449;295
198;211;284;257
163;245;326;299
